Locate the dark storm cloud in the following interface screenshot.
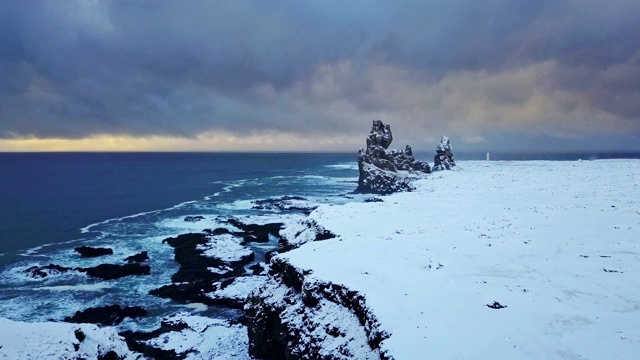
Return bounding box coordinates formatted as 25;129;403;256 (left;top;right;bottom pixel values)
1;0;639;148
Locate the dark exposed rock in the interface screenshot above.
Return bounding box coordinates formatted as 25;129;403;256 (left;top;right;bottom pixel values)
252;196;318;215
225;218;284;243
149;233;254;305
249;262;266;275
265;250;279;263
486;301;507;309
184;215;205;223
64;305;147;326
204;227;232;236
120;318;189;360
124;251;149;263
432;136;456;171
246;257;391;360
98;351;122;360
74;246;113;258
79;263;150;280
356;120;430;194
24;264;74;278
25;262;149;280
365;197;384;203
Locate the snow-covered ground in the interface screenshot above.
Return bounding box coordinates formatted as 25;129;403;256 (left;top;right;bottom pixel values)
0;318;137;359
280;160;640;359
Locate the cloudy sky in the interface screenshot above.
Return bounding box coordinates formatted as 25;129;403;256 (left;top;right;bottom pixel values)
1;0;639;152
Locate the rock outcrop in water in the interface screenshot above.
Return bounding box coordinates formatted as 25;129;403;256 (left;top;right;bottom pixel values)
356;120;430;194
432;136;455;171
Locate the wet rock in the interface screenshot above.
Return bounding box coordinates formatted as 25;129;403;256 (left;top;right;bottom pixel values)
124;251;149;263
356;120;430;194
149;233;254;305
74;246;113;258
79;263;150;280
184;215;205;223
64;305;147;326
24;264;74;278
432;136;456;171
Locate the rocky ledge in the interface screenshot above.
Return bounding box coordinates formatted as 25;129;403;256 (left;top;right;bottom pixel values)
356;120;430;194
246;257;390;360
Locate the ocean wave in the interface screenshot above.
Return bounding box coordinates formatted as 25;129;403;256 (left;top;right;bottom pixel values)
324;163;358;170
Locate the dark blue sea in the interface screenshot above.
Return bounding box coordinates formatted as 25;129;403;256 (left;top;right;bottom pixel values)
0;151;639;330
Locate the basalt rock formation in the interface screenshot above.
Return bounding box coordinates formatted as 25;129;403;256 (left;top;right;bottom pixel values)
432;136;455;171
356;120;430;194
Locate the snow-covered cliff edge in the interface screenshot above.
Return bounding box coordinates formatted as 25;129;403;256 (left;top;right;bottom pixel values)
248;160;640;359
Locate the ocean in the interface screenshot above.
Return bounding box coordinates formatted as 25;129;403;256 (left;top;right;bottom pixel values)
0;151;639;332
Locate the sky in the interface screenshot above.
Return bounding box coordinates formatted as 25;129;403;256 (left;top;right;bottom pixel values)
1;0;639;152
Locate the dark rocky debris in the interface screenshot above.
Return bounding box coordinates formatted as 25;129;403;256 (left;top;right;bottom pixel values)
120;319;189;359
74;246;113;258
184;215;205;223
64;305;147;326
486;301;507;309
432;136;456;171
25;264;74;278
356;120;430;194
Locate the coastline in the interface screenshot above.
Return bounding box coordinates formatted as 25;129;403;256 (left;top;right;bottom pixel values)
252;159;640;359
1;159;639;358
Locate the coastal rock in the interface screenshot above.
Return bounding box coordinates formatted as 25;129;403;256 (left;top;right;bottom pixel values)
64;305;147;326
432;136;456;171
124;251;149;263
25;264;75;278
74;246;113;258
79;263;150;280
225;218;284;244
128;313;251;359
184;215;206;223
252;196;318;215
356;120;430;194
150;232;254;305
245;257;390;360
206;276;267;309
278;218;336;252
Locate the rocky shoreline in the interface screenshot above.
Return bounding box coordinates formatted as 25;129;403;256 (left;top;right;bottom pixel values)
2;121;455;359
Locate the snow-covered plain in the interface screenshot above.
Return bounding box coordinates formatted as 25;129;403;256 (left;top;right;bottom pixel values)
280;160;640;359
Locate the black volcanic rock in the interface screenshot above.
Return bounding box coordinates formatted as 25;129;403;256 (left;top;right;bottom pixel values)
184;215;205;223
64;305;147;326
25;264;74;278
79;263;150;280
432;136;456;171
356;120;430;194
74;246;113;258
124;251;149;263
149;232;254;305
